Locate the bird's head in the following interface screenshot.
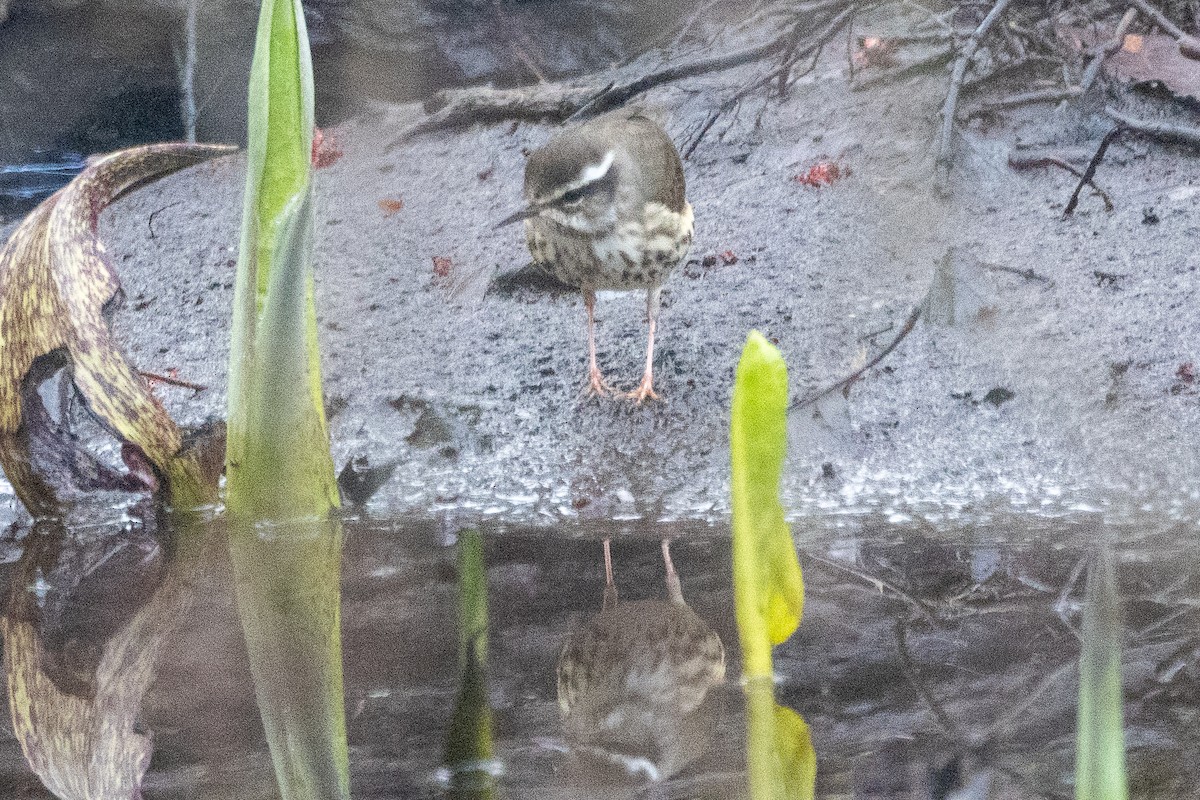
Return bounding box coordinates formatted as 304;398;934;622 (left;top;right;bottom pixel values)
496;137;621;235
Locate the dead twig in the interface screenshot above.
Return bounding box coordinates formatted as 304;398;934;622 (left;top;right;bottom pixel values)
936;0;1017;187
139;370;207;394
1105;106;1200;147
389;2;858;145
567;27;800;123
1124;0;1200;57
1063;126;1123;216
896;619;963;738
1126;0;1187;39
858;322;894;341
567;0;855;122
1080;7;1138;92
491;0;548;84
682;109;725;160
683;5;856;158
961;54;1063;93
1054;555;1088;636
805;553;939;621
147;201;183;240
978;261;1055;284
1007;152;1114;211
790;305;922;410
973;86;1082;113
387;85;595;148
983;658;1078;738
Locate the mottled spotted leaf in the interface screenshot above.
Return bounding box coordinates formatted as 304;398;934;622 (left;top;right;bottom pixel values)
0;143;235;514
1;519;193;800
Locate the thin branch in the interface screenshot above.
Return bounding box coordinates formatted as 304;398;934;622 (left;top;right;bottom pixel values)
936;0;1017;186
1063;126;1123;216
851;46;954;91
139;370;207;394
147;201;184;240
738;6;855;98
896;619;963;738
1007;152;1113;211
387;85;595;148
961;55;1063;93
1105;106;1200;147
1080;7;1138;92
978;261;1056;284
682;6;855;158
790;305;922;410
983;659;1078;738
491;0;548;84
805;553;939;621
567;1;855;122
388;5;859;146
1126;0;1187;39
974;86;1082;113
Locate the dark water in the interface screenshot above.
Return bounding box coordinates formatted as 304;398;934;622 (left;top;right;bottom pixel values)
0;510;1195;799
0;0;690;221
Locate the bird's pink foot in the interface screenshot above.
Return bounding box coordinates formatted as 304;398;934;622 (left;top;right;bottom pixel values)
625;376;661;404
584;364;616;398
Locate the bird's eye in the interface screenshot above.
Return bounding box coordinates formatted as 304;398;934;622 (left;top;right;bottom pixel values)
560;185;589;204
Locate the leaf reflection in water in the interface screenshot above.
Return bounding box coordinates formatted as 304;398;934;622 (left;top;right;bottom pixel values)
442;529;500;800
2;515;198;800
228;517;349;800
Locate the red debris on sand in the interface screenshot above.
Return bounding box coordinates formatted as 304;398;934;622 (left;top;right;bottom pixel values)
719;249;739;266
793;158;851;188
379;197;405;216
311;127;344;168
1177;362;1195;383
432;256;453;281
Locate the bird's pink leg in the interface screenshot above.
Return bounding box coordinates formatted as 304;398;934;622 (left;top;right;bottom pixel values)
602;537;618;610
584;290;613;397
627;288;662;403
661;537;683;604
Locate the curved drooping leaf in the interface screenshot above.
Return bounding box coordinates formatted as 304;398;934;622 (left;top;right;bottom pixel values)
0;143;235;514
1076;548;1128;800
731;330;804;678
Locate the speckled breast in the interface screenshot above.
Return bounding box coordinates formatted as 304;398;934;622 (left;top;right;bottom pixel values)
526;201;694;292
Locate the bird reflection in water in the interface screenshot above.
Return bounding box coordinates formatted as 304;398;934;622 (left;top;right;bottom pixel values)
1;516;192;800
556;537;726;795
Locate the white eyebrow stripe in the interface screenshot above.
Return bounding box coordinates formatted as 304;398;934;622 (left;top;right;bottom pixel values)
578;150;615;185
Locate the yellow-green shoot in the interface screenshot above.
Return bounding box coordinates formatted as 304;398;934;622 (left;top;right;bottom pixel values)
225;0;336;521
224;1;347;799
730;331;814;800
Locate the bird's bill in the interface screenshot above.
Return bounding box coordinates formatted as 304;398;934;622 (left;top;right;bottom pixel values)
494;204;541;229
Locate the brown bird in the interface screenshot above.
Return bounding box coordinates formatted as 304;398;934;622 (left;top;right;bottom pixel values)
498;110;694;402
555;538;725;785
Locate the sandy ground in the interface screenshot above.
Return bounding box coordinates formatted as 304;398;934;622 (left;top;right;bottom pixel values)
3;7;1199;529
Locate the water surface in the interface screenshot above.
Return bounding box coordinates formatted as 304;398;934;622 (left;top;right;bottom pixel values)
0;510;1194;799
